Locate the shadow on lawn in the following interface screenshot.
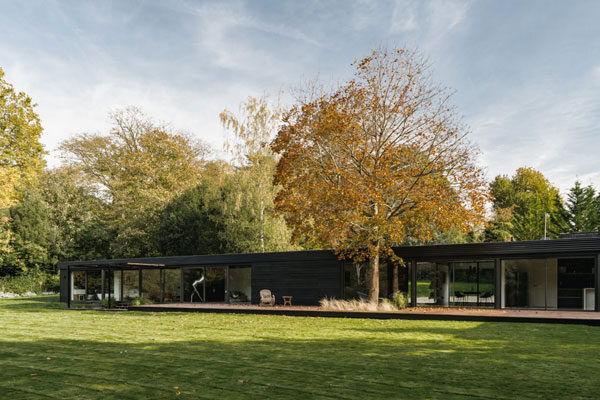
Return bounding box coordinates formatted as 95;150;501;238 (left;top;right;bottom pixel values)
0;295;64;312
1;324;600;400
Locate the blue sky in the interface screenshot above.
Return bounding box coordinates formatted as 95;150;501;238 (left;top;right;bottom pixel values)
1;0;599;193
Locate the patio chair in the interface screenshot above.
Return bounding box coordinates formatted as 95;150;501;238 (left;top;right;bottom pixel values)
259;289;275;306
480;292;493;304
454;291;466;306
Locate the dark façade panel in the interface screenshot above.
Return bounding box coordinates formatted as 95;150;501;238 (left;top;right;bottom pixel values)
251;260;343;305
59;269;69;303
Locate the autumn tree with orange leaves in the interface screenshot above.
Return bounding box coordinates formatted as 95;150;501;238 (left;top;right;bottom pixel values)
272;49;489;303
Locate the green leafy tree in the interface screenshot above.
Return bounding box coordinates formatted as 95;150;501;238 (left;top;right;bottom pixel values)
1;168;110;276
220;96;293;253
38;167;110;261
156;180;223;256
1;188;51;276
60;107;209;257
0;67;45;209
0;67;46;256
486;167;565;241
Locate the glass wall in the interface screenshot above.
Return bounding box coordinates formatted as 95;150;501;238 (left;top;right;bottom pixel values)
229;266;251;303
416;262;450;306
183;268;205;302
502;259;554;309
558;258;595;310
123;270;140;301
205;267;226;302
343;262;369;300
414;261;494;307
87;271;102;301
142;269;161;302
71;271;86;301
163;269;181;303
343;261;394;300
450;261;495;307
181;267;227;303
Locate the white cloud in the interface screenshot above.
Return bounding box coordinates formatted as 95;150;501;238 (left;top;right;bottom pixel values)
390;0;419;33
468;65;600;193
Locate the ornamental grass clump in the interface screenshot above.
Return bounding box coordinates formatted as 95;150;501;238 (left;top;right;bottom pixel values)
392;291;408;309
319;297;397;312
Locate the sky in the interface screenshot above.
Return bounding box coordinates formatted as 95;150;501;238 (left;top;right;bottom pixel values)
1;0;599;193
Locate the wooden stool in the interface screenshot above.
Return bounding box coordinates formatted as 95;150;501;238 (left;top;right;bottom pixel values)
282;296;293;306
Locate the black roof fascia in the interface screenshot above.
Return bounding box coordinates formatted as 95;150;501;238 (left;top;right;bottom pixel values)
57;238;600;270
57;249;339;270
393;238;600;260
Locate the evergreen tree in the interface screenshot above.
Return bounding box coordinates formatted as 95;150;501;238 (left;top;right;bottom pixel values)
564;181;598;232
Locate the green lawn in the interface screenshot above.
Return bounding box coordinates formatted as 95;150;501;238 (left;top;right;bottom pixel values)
1;297;599;399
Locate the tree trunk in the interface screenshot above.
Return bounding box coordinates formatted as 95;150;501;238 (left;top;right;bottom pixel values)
392;262;399;294
368;250;380;303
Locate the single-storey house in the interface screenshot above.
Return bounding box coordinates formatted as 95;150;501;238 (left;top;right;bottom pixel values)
58;234;600;311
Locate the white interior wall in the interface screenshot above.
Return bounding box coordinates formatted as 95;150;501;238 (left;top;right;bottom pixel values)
438;263;449;306
113;274;121;301
501;258;557;309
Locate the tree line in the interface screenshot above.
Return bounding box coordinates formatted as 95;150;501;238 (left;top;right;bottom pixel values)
1;49;599;298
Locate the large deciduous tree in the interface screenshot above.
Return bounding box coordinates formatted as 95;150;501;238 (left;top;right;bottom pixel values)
0;67;45;209
60;107;209;257
272;49;488;302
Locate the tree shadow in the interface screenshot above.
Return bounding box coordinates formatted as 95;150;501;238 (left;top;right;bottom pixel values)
0;295;65;312
1;324;599;400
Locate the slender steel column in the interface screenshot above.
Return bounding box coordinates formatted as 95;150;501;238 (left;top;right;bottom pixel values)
410;260;417;307
107;267;111;308
160;269;164;303
180;267;184;302
139;269;143;298
66;266;71;309
101;269;105;301
224;266;228;304
494;258;502;309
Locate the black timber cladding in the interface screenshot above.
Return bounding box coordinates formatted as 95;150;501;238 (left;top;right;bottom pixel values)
252;259;342;305
393;238;600;260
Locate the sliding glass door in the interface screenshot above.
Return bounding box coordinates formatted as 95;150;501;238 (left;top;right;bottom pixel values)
449;261;494;307
501;257;595;310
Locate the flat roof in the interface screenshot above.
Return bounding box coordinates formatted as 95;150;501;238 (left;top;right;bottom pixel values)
57;249;339;269
57;237;600;269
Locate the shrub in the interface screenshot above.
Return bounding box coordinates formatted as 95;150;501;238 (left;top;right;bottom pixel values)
319;297;397;312
0;268;58;295
130;296;154;306
100;297;118;308
392;291;408;309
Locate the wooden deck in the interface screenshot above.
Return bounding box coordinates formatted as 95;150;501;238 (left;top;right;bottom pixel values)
127;303;600;326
